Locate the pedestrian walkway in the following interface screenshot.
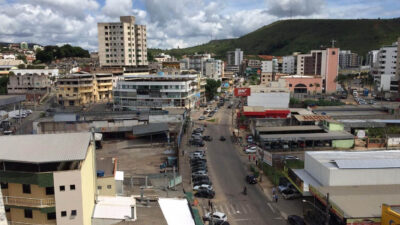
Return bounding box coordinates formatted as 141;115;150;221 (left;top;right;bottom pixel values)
198;201;254;217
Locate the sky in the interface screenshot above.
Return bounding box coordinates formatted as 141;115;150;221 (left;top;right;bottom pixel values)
0;0;399;51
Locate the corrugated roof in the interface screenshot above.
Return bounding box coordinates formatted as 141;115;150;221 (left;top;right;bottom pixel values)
0;133;91;163
132;123;169;136
294;114;332;122
259;131;354;141
256;125;323;132
335;159;400;169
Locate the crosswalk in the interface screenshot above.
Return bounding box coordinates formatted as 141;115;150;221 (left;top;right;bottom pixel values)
199;202;253;217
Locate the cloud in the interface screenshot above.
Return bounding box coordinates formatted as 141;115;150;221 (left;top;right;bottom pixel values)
102;0;133;17
265;0;324;17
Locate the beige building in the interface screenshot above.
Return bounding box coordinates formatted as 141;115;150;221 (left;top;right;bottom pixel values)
7;69;57;96
0;133;96;225
98;16;148;67
260;72;273;85
56;73;113;107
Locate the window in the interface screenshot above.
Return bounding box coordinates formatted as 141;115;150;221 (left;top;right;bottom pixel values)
46;187;54;195
106;49;109;52
5;207;10;213
289;84;292;87
24;209;33;218
70;185;76;190
105;32;108;35
105;37;108;41
71;210;77;216
107;185;112;189
22;184;31;194
332;51;336;55
47;212;56;220
1;182;8;189
97;186;102;190
121;37;123;40
61;211;67;217
59;185;65;191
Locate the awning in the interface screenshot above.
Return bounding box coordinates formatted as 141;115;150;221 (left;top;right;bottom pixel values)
132;123;169;137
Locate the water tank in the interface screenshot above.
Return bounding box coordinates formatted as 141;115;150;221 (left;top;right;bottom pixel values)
97;170;105;177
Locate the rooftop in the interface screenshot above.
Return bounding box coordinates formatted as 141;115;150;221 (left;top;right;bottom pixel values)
0;133;91;163
294;114;332;122
0;95;26;107
313;184;400;218
132;123;169;136
256;125;323;133
259;130;353;141
93;196;135;220
96;157;115;177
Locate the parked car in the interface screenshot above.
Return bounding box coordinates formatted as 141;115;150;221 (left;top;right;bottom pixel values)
246;175;257;184
194;179;212;186
193;184;213;192
245;147;257;154
220;136;226;141
247;135;254;143
192;176;210;182
203;212;227;223
192;171;208;176
278;183;294;193
195;189;215;199
199;116;206;120
283;155;300;160
282;188;301;200
203;136;213;141
287;215;306;225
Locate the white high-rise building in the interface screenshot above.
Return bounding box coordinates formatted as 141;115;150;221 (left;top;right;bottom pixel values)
366;50;379;67
261;59;278;73
372;43;398;92
203;59;223;80
226;48;243;66
98;16;147;67
282;56;296;74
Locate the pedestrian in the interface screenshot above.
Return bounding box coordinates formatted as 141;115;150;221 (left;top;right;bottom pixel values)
272;187;276;195
256;159;258;166
274;194;278;203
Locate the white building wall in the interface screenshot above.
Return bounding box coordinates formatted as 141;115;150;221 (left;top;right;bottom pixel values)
247;92;289;108
54;170;84;225
328;168;400;186
304;152;331;186
282;56;295;74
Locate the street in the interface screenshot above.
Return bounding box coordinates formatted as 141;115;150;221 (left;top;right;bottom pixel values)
195;102;287;225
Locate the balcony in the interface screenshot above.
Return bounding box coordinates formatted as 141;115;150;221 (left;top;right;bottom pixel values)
98;82;112;86
3;196;55;208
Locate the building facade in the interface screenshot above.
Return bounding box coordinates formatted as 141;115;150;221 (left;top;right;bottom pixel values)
261;59;278;73
98;16;147;67
203;59;223;80
339;50;360;69
366;50;379;67
226;48;243;66
372;43;398;93
113;74;200;110
282;56;296;74
56;73;114;107
0;133;96;225
7;69;56;98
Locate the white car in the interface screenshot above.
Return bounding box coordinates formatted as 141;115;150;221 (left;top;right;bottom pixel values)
245;146;257;154
193;184;213;192
203;212;227;223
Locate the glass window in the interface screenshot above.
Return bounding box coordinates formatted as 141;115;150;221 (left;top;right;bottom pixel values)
107;185;112;189
70;185;76;190
71;210;77;216
97;186;102;190
22;184;31;194
1;182;8;189
47;212;56;220
46;187;54;195
59;185;65;191
24;209;33;218
61;211;67;217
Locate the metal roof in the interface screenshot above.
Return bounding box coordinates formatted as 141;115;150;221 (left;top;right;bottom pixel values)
0;133;91;163
259;131;354;141
294;115;332;122
0;95;26;107
256;125;323;133
335;159;400;169
132;123;169;136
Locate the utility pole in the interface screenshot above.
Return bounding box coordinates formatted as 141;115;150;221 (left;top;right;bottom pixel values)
331;40;336;48
325;193;331;225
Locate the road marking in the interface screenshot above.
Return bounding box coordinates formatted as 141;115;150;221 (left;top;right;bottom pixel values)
267;203;276;213
232;218;252;221
229;203;238;214
280;211;288;219
240;203;250;214
274;217;284;220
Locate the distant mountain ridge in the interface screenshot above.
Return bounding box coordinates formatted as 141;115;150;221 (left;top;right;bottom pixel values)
149;18;400;59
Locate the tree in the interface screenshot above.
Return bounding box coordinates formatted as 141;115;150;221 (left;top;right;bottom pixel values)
205;79;221;100
17;54;27;64
0;75;9;94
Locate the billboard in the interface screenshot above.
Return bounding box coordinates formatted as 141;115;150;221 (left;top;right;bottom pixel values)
234;88;251;97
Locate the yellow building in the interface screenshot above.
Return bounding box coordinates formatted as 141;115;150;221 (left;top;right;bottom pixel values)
96;157;117;196
0;133;96;225
382;204;400;225
56;72;113;107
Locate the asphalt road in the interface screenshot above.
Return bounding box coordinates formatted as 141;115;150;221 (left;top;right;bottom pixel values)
198;103;286;225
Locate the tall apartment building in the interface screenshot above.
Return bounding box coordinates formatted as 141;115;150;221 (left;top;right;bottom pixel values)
98;16;147;67
113;74;200;110
282;56;296;74
372;43;398;92
226;48;243;73
56;73;114;107
0;133;96;225
339;50;360;69
203;59;223;80
296;48;339;93
261;59;278;73
366;50;379;67
247;60;261;68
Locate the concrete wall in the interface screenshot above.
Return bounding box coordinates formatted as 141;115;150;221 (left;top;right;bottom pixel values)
325;48;339;93
388;137;400;147
328;167;400;186
149;114;183;123
304;152;331;186
97;177;116;196
54;170;83;225
80;145;96;225
332;139;354;149
247;92;290;108
8;208;54;224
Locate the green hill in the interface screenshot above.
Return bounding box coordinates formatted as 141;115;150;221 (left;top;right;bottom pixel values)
149;18;400;59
